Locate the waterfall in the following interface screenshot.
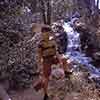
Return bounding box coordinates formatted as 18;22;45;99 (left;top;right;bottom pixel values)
63;21;100;78
63;22;80;52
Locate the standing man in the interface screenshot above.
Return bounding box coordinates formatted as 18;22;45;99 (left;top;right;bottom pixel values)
34;26;72;100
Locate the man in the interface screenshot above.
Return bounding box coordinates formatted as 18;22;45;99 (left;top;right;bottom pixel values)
34;26;72;100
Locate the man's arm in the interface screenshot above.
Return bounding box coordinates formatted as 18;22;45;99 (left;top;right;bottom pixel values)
36;46;43;75
37;46;43;65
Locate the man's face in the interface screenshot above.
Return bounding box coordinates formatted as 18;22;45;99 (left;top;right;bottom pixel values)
42;32;49;40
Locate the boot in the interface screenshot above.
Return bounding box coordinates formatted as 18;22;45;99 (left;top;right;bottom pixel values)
64;71;72;79
43;94;49;100
34;81;43;92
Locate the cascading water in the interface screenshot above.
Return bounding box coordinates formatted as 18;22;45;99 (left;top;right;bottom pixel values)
63;20;100;78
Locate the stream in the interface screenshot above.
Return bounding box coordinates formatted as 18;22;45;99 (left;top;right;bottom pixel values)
63;21;100;79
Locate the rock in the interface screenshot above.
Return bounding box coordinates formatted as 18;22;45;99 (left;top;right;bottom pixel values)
0;84;11;100
72;12;81;19
72;18;86;30
64;17;70;22
93;52;100;60
52;96;60;100
51;68;64;80
51;24;68;54
92;52;100;67
74;20;98;56
96;28;100;49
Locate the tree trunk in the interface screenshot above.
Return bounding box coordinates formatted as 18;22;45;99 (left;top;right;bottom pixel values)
47;0;51;25
39;0;51;25
39;0;47;24
97;0;99;9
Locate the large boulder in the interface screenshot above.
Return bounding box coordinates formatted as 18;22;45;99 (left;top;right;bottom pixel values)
51;67;65;80
51;23;68;54
74;20;98;56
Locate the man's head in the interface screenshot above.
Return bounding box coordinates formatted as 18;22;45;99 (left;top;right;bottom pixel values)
41;26;51;40
41;26;51;33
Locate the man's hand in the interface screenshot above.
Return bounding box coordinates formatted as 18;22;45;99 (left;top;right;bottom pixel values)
37;58;43;75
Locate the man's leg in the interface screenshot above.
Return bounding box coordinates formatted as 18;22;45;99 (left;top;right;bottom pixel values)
43;63;51;100
43;76;49;100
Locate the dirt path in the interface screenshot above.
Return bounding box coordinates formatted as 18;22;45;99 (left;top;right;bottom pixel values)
7;71;100;100
9;87;42;100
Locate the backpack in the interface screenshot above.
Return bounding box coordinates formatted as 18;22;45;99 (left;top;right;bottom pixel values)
39;39;56;58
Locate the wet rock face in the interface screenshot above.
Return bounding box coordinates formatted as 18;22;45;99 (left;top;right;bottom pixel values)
74;21;98;55
72;19;91;53
81;31;98;57
96;29;100;49
55;31;68;54
73;21;86;31
73;20;100;67
91;28;100;67
52;24;68;54
92;52;100;67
